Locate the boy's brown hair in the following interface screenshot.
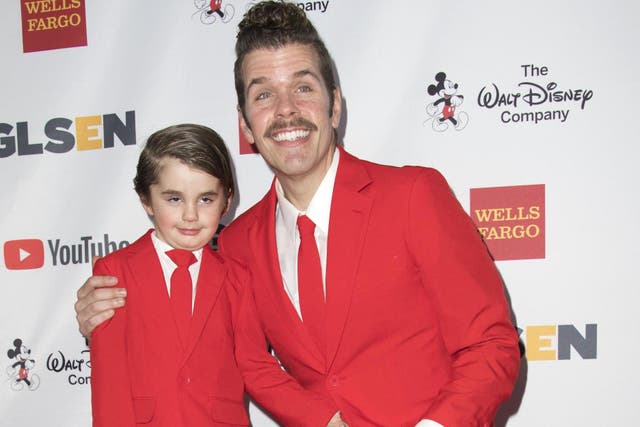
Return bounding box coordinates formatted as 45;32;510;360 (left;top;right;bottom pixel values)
134;124;234;206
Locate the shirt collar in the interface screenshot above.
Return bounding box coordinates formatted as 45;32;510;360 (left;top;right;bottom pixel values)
150;230;203;264
275;148;340;236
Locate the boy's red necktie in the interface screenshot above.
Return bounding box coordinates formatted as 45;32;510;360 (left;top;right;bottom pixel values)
166;249;196;347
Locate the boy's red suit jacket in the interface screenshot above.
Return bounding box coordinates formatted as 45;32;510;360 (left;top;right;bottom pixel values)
90;230;249;426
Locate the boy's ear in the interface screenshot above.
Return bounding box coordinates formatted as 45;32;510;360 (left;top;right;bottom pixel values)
223;192;233;216
140;196;153;217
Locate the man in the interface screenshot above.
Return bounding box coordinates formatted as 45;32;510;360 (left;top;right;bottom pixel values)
76;2;520;425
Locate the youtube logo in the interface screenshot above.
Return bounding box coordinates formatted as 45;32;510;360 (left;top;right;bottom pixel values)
4;239;45;270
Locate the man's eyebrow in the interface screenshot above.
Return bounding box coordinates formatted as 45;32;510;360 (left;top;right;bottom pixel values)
246;69;322;92
294;69;321;81
246;76;268;93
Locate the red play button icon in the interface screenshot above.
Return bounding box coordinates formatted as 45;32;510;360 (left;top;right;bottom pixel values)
4;239;45;270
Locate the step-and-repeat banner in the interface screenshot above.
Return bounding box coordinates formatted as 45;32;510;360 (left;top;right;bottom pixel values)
2;1;638;425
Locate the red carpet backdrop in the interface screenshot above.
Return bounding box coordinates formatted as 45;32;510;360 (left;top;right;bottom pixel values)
1;1;638;425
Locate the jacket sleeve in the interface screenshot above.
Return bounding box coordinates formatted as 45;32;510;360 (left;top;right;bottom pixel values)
90;258;136;427
223;259;339;427
406;168;520;426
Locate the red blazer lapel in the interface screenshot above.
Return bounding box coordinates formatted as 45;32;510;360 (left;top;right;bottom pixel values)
325;149;373;370
253;182;326;371
182;247;226;363
127;231;182;350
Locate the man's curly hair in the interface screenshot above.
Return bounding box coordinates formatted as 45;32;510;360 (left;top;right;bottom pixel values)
234;1;337;119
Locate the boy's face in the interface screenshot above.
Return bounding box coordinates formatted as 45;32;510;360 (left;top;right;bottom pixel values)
141;157;229;251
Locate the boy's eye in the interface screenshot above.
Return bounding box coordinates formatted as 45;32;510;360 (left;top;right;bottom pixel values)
167;196;181;203
200;197;213;203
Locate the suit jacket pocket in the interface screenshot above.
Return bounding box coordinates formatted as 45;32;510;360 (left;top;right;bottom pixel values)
132;396;155;424
209;397;249;426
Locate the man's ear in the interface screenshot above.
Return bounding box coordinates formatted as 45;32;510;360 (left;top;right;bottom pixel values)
331;87;343;129
238;107;255;145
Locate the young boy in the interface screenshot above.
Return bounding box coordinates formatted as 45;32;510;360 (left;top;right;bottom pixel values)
90;124;249;426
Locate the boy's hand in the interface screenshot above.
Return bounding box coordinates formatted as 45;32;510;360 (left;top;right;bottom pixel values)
74;257;126;338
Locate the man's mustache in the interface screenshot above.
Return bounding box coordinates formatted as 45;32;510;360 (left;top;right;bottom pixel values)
265;117;318;138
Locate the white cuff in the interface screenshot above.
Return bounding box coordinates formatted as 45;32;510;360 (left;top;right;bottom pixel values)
415;420;445;427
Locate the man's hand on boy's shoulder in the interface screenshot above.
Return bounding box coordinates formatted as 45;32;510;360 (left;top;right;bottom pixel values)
74;259;126;338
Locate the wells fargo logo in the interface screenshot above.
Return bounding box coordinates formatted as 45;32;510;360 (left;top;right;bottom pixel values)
20;0;87;53
470;184;545;261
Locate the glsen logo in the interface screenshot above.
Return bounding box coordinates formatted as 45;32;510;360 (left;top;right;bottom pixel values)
46;349;91;386
0;110;136;158
477;63;594;125
20;0;87;53
424;71;469;132
4;239;44;270
3;234;129;269
470;184;545;261
518;324;597;361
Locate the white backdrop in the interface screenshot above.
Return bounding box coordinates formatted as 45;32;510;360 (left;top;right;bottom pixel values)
1;1;639;425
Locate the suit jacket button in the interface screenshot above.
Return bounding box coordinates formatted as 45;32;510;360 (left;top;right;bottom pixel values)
328;375;339;387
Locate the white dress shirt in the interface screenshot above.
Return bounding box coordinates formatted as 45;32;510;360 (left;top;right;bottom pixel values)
275;149;338;318
150;230;203;313
273;149;444;427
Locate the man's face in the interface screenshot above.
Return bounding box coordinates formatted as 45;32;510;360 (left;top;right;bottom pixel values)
239;43;341;188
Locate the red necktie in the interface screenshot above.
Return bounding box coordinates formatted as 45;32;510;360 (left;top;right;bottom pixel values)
297;215;326;355
166;249;197;346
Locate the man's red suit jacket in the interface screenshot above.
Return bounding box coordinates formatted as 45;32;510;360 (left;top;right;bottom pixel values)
220;148;521;427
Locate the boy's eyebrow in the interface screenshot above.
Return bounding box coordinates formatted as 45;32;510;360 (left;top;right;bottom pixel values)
159;189;221;196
